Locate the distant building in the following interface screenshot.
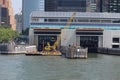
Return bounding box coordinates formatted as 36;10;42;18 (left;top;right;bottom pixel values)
0;0;8;8
96;0;109;12
108;0;120;13
0;4;2;25
23;0;101;30
102;0;109;12
24;0;117;30
0;0;9;26
15;13;22;33
22;0;41;30
0;0;16;30
96;0;120;13
45;0;86;12
86;0;97;12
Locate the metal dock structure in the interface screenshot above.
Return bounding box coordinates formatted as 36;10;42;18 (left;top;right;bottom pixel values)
60;46;88;59
25;51;62;56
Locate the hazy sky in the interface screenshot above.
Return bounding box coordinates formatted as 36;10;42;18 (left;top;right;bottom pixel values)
12;0;22;14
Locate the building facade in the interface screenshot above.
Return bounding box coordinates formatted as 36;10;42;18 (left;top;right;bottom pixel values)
0;0;16;30
0;0;8;7
8;0;16;30
23;0;107;30
0;0;9;26
26;0;120;52
29;11;120;52
95;0;108;12
45;0;86;12
15;13;22;33
108;0;120;13
86;0;97;12
22;0;42;30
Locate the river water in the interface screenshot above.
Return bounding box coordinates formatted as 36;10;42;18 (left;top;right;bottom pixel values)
0;54;120;80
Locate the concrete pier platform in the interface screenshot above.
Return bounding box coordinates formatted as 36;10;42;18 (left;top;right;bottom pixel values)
25;51;62;56
60;46;88;59
98;48;120;56
0;51;26;55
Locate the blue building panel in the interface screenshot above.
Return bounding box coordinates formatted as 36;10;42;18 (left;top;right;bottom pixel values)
30;22;120;30
30;23;120;30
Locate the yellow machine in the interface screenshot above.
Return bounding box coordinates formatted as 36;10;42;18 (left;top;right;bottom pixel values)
43;12;76;54
44;41;58;51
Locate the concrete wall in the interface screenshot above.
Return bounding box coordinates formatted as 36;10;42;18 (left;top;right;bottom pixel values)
76;36;80;46
34;35;38;49
29;29;34;45
103;30;120;48
103;30;112;48
98;36;103;47
61;29;76;46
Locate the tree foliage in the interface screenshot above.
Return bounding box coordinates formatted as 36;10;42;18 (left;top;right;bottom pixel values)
0;26;19;43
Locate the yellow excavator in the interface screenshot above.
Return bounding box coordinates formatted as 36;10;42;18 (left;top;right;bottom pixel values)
43;12;76;54
44;41;58;51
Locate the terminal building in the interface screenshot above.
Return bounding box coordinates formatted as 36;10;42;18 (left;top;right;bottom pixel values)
29;11;120;52
23;0;107;30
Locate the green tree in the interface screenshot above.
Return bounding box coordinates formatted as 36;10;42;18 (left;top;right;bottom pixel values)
0;26;19;43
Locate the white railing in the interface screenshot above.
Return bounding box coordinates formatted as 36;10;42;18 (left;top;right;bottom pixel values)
15;45;37;53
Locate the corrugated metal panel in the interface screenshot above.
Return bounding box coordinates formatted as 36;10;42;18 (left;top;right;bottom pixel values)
31;11;120;19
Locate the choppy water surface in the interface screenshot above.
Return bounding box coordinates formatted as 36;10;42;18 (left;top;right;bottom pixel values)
0;54;120;80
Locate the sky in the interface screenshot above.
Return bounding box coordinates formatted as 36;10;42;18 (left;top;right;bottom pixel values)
11;0;22;14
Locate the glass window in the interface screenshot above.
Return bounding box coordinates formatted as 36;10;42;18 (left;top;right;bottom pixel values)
60;19;68;22
101;20;111;23
113;38;119;43
112;20;120;23
112;45;119;48
31;17;39;22
78;19;89;22
48;19;58;22
90;20;100;23
44;19;47;22
58;0;86;7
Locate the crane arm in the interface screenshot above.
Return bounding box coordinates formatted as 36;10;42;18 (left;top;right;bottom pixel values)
57;12;76;44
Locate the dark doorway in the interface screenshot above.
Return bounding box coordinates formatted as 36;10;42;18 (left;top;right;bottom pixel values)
80;36;98;53
38;35;57;51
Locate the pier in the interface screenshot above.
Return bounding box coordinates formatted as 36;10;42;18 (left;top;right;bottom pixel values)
98;48;120;55
60;46;88;59
25;51;61;56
